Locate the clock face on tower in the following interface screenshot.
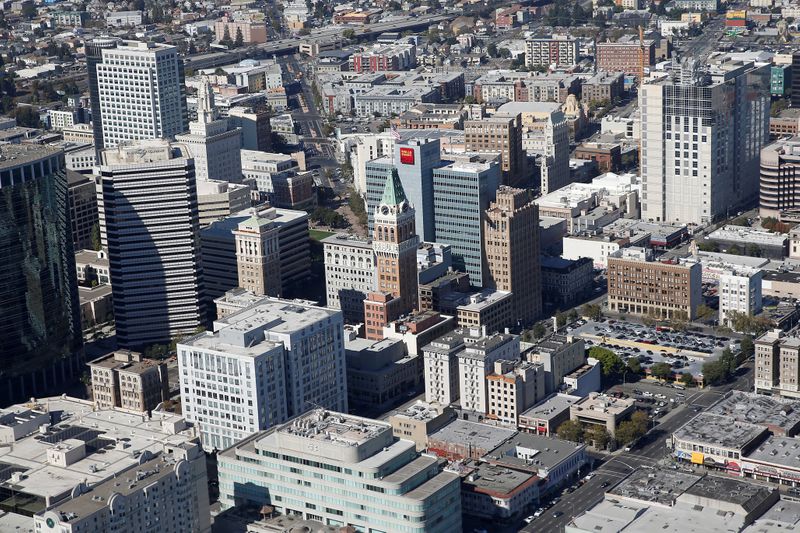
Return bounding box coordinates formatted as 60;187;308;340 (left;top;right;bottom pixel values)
402;204;409;212
381;206;390;215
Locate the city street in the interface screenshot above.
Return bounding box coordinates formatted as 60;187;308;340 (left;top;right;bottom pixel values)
520;360;753;532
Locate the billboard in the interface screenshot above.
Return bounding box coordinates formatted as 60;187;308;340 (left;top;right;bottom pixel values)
399;147;415;165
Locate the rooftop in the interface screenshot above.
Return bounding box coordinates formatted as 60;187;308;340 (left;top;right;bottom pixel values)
684;475;775;512
746;436;800;470
706;391;800;435
708;225;788;247
572;392;635;417
485;432;585;473
428;419;516;452
673;412;767;450
0;144;61;169
609;468;701;506
463;463;537;496
0;396;195;503
200;206;307;240
321;233;373;249
99;139;189;166
520;394;581;422
279;410;390;448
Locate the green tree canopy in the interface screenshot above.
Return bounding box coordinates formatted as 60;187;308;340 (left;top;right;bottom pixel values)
650;362;673;381
557;419;583;443
588;346;624;377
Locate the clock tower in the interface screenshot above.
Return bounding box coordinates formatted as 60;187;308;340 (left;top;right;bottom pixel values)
363;169;419;339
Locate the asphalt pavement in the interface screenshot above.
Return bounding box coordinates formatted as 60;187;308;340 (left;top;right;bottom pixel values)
520;361;753;532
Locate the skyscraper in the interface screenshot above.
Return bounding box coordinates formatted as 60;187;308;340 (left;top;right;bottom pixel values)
464;114;526;186
639;56;769;224
86;36;121;153
178;298;348;451
94;40;188;148
483;186;542;325
97;140;205;348
432;157;501;283
175;79;242;182
233;210;282;297
363;170;420;339
365;137;441;241
0;145;83;405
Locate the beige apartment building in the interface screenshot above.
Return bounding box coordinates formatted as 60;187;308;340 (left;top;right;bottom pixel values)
486;359;546;426
483;186;542;325
464;114;526;186
755;329;800;399
233;210;282;297
88;350;169;413
607;248;702;320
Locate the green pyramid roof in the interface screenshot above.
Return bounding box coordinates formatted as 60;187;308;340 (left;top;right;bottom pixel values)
381;168;407;206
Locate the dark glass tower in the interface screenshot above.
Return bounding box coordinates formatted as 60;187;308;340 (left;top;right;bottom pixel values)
0;145;83;405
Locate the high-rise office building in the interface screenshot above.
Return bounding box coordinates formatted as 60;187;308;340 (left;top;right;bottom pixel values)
322;234;375;323
175;79;242;182
365;138;441;240
233;210;282;297
639;56;770;224
97;140;205;348
178;298;348;451
607;248;702;320
217;409;462;532
760;137;800;220
228;106;272;152
464;114;526;186
363;171;420;339
86;36;121;153
67;170;99;250
0;145;82;405
94;40;188;148
497;101;569;194
432;157;501;283
483;186;542;325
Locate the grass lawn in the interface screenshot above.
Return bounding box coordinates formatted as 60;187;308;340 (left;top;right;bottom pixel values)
309;229;335;241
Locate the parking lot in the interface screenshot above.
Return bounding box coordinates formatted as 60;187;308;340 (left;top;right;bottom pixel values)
606;380;692;423
569;319;737;376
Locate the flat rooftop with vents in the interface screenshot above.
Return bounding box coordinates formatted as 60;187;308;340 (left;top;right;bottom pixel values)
705;391;800;436
672;412;768;452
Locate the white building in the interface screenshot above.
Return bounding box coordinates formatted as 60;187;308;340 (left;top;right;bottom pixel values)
205;59;283;92
48;109;79;131
0;396;209;533
178;298;347;452
217;409;462;532
719;268;763;327
96;140;205;349
96;40;188;148
240;149;300;200
105;10;143;26
322;233;375;323
525;35;579;68
458;333;520;414
176;80;242;183
639;56;769;225
423;328;519;410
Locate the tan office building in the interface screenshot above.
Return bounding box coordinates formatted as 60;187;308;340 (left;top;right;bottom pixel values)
464;114;526;186
88;350;169;413
233;210;282;297
607;248;702;320
483;186;542;325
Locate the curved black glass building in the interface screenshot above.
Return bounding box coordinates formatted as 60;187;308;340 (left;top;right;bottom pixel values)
0;145;82;405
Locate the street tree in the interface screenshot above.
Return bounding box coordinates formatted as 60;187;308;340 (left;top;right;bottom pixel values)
650;362;673;381
557;419;583;443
